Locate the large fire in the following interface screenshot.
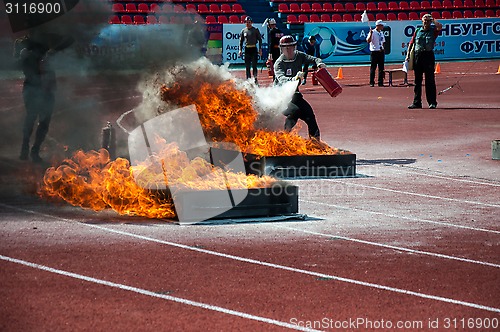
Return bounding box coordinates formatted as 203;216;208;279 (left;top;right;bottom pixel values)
40;61;347;219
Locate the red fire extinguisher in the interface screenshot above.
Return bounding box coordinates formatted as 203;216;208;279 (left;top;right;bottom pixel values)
311;65;319;86
266;58;274;78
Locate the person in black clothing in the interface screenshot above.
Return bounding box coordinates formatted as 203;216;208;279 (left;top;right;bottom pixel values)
274;35;326;140
266;18;283;66
301;35;320;85
238;16;262;84
13;31;73;162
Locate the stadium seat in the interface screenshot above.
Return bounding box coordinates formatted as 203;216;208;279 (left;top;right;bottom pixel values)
398;12;409;20
431;11;441;18
150;4;160;13
387;13;397;20
366;2;377;11
376;13;386;21
290;4;301;13
463;0;474;7
220;4;232;13
432;0;442;8
368;13;375;20
343;14;354;21
218;15;228;23
108;15;120;24
323;3;334;12
410;1;421;10
332;14;342;22
301;3;312;12
474;9;485;17
312;3;323;12
287;14;298;24
399;1;410;10
137;3;149;13
205;15;216;24
409;11;420;19
442;0;454;8
452;10;463;17
355;3;366;11
121;15;133;24
496;9;500;17
485;0;495;6
298;14;309;23
134;15;145;24
379;2;390;11
453;0;463;7
441;10;453;18
420;11;430;18
278;4;289;13
321;14;331;22
198;4;210;14
344;3;355;12
421;1;432;9
112;3;125;13
229;15;240;23
209;4;221;14
333;3;344;12
484;9;495;16
354;13;362;21
387;1;399;11
125;4;137;13
146;15;158;24
310;14;320;22
463;9;474;17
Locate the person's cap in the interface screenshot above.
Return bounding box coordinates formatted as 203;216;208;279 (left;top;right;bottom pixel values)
268;18;276;25
422;14;433;20
279;35;297;46
375;20;384;26
244;16;253;22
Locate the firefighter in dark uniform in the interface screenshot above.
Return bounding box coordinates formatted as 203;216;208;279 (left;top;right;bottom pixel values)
13;31;73;162
238;16;262;84
274;35;326;140
266;18;283;68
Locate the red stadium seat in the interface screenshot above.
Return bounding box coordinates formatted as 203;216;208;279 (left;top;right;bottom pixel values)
301;3;312;12
344;3;355;12
137;3;149;13
366;2;377;11
387;13;397;20
112;3;125;13
431;11;441;18
398;12;409;20
205;15;216;24
198;4;210;14
209;4;221;14
432;0;443;8
333;3;345;12
310;14;320;22
220;4;232;13
311;3;323;12
108;15;120;24
134;15;145;24
354;13;362;21
452;10;463;17
379;2;390;11
343;14;354;21
376;13;386;21
387;1;399;11
474;9;485;17
150;4;160;13
463;0;474;7
399;1;410;10
420;12;430;18
463;9;474;17
290;4;301;13
484;9;495;16
332;14;342;22
485;0;495;6
355;3;366;11
229;15;240;23
441;10;453;18
321;14;331;22
421;1;432;9
474;0;485;7
368;13;375;20
146;15;158;24
287;14;298;24
442;0;454;8
453;0;463;7
278;4;289;13
410;1;421;10
323;3;334;12
125;4;137;13
121;15;133;24
218;15;228;24
409;11;420;20
298;14;309;23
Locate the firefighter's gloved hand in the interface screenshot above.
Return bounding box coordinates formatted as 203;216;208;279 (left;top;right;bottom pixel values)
294;71;305;80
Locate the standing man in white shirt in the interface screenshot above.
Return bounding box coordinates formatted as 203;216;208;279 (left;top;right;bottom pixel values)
366;20;386;87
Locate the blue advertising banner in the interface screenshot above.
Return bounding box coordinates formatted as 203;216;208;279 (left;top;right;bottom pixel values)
300;18;500;64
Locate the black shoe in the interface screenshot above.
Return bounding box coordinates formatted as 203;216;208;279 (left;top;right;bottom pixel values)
370;83;375;87
429;104;437;109
30;151;43;163
378;83;384;87
408;103;422;109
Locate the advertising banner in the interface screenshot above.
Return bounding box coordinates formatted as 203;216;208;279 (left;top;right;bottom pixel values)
222;23;268;65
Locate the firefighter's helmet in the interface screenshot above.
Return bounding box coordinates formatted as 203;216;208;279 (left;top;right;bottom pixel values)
279;35;297;47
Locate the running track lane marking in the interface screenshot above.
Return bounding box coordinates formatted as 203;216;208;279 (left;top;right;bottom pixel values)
2;204;500;314
326;180;500;208
0;254;321;332
299;199;500;234
277;225;500;268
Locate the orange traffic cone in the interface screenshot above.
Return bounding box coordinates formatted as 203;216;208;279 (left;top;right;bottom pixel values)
496;65;500;74
434;63;441;74
335;67;343;79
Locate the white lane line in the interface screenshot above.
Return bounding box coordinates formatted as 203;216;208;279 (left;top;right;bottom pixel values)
367;164;500;187
2;203;499;314
0;255;320;332
300;199;500;234
277;226;500;268
326;180;500;208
